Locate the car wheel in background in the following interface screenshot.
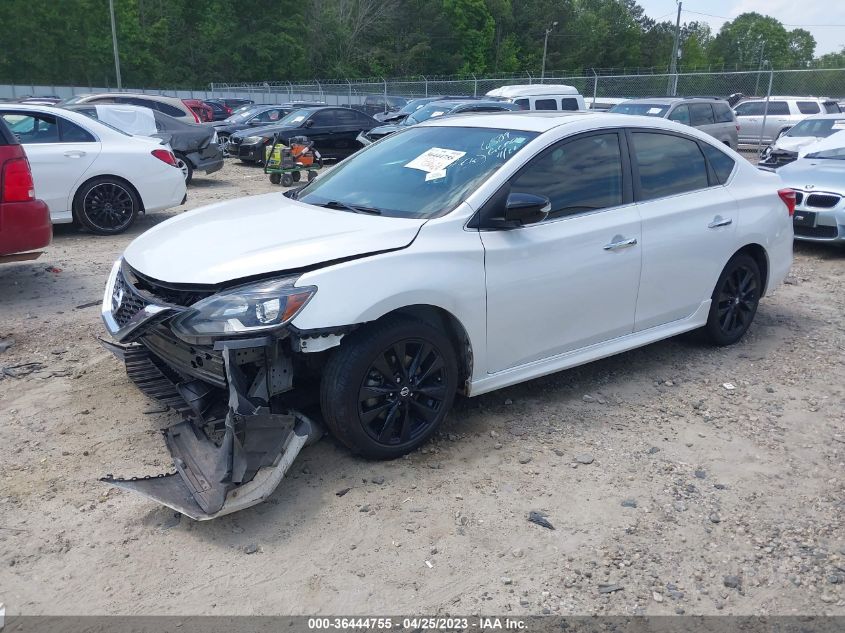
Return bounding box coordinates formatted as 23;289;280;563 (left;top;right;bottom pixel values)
73;177;140;235
320;315;459;460
174;153;193;184
218;134;230;157
704;253;761;346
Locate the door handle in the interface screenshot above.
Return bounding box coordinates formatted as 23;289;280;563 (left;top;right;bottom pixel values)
603;237;638;251
64;150;86;158
708;216;732;228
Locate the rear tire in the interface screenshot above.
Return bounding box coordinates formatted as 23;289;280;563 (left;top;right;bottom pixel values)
174;152;193;184
320;316;459;460
73;177;140;235
703;253;761;346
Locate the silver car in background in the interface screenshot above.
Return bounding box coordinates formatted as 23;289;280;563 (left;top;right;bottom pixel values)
759;113;845;169
779;146;845;243
734;96;840;146
610;97;738;149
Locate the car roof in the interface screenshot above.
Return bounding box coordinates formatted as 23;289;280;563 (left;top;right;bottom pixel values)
0;103;129;135
417;110;689;133
739;96;833;102
803;113;845;120
620;97;726;105
486;84;580;98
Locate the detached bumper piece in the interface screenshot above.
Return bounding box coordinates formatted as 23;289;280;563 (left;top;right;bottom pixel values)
100;340;322;520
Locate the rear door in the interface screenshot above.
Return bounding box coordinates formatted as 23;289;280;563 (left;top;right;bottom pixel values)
0;110;100;216
302;109;341;156
630;130;738;331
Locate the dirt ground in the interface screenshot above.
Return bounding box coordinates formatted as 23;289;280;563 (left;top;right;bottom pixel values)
0;159;843;617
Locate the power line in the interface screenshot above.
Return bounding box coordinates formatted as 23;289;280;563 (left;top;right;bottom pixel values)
683;9;845;27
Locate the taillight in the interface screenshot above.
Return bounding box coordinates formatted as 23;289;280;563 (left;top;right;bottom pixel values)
151;149;178;167
778;188;796;216
2;157;36;202
224;106;232;115
183;100;201;123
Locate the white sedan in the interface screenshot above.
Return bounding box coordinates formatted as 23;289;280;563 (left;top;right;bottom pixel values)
0;104;186;234
100;111;793;519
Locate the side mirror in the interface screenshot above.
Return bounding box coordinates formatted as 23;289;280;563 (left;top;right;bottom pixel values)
503;192;551;225
304;119;314;128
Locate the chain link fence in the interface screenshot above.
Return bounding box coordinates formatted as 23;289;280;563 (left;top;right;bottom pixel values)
2;68;843;108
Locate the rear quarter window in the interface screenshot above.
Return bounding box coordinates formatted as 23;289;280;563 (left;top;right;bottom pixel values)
700;143;736;184
560;98;579;111
797;101;821;115
823;102;841;114
155;101;187;117
713;103;734;123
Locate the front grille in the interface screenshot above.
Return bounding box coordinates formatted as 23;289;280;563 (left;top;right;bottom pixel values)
112;269;150;328
794;225;838;238
760;151;797;168
125;265;213;308
140;325;227;388
806;194;841;209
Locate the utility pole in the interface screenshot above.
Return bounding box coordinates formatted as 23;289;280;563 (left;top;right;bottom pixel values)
754;40;766;95
541;21;558;83
668;1;682;95
109;0;122;90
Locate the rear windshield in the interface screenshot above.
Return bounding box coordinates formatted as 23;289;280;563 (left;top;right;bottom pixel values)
610;103;670;117
405;103;456;125
785;118;845;138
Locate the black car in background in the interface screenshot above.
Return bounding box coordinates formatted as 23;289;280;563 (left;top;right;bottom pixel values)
360;99;520;144
206;100;232;121
350;95;408;117
65;104;223;184
211;103;325;144
228;106;377;163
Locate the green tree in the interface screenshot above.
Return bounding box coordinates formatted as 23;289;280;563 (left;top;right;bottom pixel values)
441;0;495;74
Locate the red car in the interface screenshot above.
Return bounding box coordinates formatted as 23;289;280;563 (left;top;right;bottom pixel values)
183;99;214;123
0;118;51;261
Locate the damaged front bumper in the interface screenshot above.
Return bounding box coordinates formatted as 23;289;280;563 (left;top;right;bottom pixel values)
99;260;323;520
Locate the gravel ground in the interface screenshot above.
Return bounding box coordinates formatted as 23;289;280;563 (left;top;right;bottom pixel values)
0;158;843;617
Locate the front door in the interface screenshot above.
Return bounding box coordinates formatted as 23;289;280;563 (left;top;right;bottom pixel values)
480;131;642;373
0;111;99;216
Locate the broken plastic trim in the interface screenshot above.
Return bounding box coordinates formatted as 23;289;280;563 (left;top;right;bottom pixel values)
100;338;324;520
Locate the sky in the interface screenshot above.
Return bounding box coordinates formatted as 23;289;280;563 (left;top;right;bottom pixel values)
637;0;845;56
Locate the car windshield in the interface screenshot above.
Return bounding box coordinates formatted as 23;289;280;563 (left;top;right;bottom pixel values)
275;109;311;127
610;103;671;117
404;103;458;125
785;118;845;138
396;99;433;115
296;126;538;219
807;147;845;160
225;107;262;122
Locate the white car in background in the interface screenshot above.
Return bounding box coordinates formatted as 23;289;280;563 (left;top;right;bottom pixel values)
0;104;186;234
100;112;793;519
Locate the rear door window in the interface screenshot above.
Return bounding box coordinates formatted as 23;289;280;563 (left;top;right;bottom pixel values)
797;101;821;115
560;98;579;111
767;101;790;115
58;117;96;142
510;132;624;219
631;132;709;201
689;103;716;126
534;98;558;111
668;105;690;125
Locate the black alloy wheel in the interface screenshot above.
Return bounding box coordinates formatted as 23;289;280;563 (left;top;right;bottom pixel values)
320;316;459;459
358;339;448;447
704;254;761;345
74;177;140;235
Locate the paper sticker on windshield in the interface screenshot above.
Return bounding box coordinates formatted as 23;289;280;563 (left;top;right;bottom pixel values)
405;147;466;174
429;111;446;118
647;107;663;114
832;120;845;129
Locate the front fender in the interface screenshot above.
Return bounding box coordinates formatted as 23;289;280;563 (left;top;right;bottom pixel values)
292;218;488;381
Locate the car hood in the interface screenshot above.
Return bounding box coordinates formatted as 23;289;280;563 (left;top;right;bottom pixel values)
123;193;426;285
778;158;845;192
368;123;403;136
772;136;821;153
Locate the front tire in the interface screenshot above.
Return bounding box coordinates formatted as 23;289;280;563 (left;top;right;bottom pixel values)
704;253;761;346
174;152;193;184
320;316;459;460
73;177;140;235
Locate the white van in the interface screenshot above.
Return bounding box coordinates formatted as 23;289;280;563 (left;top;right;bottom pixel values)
486;84;586;111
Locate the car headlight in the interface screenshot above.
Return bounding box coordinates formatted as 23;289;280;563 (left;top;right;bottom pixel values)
242;136;264;144
171;276;316;339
